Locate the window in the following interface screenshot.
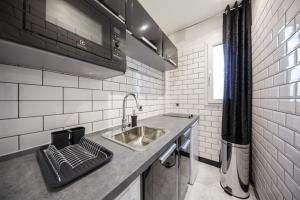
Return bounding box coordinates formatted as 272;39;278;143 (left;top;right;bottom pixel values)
207;42;225;104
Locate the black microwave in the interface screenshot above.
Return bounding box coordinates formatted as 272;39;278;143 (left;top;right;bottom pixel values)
0;0;126;73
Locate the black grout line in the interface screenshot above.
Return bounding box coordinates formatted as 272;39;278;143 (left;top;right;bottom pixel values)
18;135;20;150
0;102;166;120
17;84;20;119
42;70;44;86
62;87;64;114
78;113;80;124
77;76;79;88
42;116;44;131
0;78;166;90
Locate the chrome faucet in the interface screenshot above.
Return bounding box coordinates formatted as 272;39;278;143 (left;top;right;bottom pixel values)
122;93;143;130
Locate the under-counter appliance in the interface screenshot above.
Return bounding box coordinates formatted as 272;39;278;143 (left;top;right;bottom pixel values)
143;143;178;200
0;0;126;79
189;121;199;184
164;113;199;187
179;128;191;200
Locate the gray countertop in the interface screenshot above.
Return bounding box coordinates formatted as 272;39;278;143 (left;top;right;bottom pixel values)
0;115;198;200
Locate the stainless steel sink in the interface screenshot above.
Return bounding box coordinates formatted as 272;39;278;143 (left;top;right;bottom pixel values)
102;126;168;151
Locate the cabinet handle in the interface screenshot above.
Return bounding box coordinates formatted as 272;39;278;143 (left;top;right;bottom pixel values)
192;121;198;128
183;128;191;138
94;1;125;24
126;29;133;35
159;143;176;164
141;37;158;51
167;58;177;66
180;139;191;151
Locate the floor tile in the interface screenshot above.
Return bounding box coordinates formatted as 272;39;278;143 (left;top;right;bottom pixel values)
185;162;258;200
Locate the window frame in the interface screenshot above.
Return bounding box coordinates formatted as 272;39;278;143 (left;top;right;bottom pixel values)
206;38;224;104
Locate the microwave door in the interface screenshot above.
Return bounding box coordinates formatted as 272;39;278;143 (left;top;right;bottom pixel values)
24;0;111;60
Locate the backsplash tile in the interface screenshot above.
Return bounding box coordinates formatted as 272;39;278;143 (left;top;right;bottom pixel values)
63;101;92;113
0;136;18;156
252;0;300;199
165;45;222;162
92;90;113;101
103;80;120;91
19;130;57;150
79;77;102;90
0;57;165;156
287;30;300;53
0;101;18;119
279;51;296;71
93;100;112;111
0;83;18;100
19;84;63;100
79;111;103;124
43;71;78;88
19;101;63;117
64;88;92;101
43;113;79;130
279;83;295;97
0;117;43;138
0;64;42;84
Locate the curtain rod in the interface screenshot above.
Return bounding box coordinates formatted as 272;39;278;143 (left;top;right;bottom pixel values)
223;1;243;14
168;0;243;35
169;13;222;35
223;5;242;14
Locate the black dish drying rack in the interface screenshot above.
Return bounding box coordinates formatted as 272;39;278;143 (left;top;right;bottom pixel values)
36;128;113;189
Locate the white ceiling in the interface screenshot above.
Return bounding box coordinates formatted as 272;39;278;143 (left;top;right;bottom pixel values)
138;0;236;35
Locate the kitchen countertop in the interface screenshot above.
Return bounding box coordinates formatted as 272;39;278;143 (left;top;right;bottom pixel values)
0;115;198;200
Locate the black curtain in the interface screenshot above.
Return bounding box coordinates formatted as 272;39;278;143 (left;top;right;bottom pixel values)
221;0;252;145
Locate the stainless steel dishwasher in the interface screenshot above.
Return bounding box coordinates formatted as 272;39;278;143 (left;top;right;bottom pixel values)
143;143;178;200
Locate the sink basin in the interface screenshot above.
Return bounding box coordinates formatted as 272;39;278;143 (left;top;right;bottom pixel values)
102;126;168;151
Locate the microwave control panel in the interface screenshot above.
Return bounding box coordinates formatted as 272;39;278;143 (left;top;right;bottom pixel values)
112;27;123;60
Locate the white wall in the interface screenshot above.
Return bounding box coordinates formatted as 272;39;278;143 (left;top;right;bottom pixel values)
169;15;223;50
251;0;300;199
166;15;223;162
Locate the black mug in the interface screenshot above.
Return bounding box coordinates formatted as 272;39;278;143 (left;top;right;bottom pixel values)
51;130;70;150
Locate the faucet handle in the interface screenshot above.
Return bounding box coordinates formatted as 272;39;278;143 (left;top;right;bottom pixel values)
127;115;131;127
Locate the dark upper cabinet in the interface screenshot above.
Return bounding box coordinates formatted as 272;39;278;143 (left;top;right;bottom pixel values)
163;33;178;67
126;0;162;55
100;0;126;20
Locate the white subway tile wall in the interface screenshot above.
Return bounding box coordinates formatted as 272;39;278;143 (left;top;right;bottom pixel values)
252;0;300;199
165;44;222;162
0;57;165;156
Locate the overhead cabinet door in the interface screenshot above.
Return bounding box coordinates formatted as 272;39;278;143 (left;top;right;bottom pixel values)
100;0;126;20
163;33;178;67
126;0;162;55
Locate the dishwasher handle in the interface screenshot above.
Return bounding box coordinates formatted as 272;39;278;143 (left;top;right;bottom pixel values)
159;143;177;164
183;128;191;138
180;139;191;151
192;121;199;128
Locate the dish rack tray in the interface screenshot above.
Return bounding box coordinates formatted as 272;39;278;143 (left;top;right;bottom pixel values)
37;137;113;189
